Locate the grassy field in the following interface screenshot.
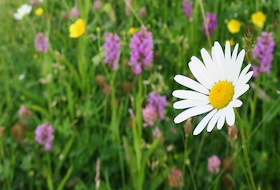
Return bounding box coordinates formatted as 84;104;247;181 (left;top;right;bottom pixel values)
0;0;280;189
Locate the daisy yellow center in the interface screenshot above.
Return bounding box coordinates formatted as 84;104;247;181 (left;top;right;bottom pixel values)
209;81;234;109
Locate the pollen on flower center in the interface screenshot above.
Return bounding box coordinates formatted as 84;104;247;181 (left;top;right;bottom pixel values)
209;81;234;109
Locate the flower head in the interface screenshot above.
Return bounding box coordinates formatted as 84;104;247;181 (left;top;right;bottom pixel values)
252;11;266;27
227;19;241;34
142;105;158;127
152;127;161;139
129;27;137;35
103;33;120;70
173;42;253;135
253;32;275;76
202;12;217;36
69;19;85;38
18;105;32;124
142;92;166;127
34;33;49;53
71;7;80;18
35;7;43;16
93;1;101;10
14;4;32;20
139;7;147;18
168;168;183;188
147;92;166;119
30;0;43;6
182;0;193;19
208;155;221;173
12;123;26;142
35;123;54;151
229;39;235;46
228;125;238;140
129;25;153;75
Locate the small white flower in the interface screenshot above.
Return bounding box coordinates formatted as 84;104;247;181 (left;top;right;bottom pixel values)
173;41;253;135
14;4;32;20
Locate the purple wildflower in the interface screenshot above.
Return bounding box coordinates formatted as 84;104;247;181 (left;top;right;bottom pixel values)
139;7;147;19
142;92;166;127
147;92;166;119
202;12;217;36
168;168;184;188
129;25;153;75
18;105;31;118
103;33;120;70
18;105;32;124
207;155;221;174
35;123;54;151
30;0;41;6
71;7;80;18
34;33;49;53
142;105;158;127
253;32;275;77
152;127;161;138
93;1;101;10
182;0;193;19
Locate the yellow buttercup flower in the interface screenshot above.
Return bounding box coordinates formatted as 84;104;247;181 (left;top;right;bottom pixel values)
129;27;137;35
227;19;240;34
251;11;266;27
69;19;85;38
35;8;44;16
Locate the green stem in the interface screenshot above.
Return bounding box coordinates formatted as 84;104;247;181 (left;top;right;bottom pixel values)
46;153;54;190
198;0;212;49
235;109;256;190
129;74;144;190
250;75;261;133
181;131;197;190
109;71;125;187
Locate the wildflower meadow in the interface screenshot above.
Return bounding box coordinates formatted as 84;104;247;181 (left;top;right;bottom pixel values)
1;0;280;189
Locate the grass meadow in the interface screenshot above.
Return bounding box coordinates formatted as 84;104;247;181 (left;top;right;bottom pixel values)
0;0;280;189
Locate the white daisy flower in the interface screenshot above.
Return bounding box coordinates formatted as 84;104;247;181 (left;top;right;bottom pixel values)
14;4;32;20
172;41;253;135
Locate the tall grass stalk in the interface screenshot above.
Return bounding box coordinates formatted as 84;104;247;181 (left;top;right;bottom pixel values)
235;109;257;190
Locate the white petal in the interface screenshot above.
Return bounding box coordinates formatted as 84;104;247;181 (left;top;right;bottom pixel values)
190;55;204;65
227;44;239;82
217;110;226;130
172;90;209;100
174;105;213;124
240;71;253;86
193;109;217;135
231;43;239;62
225;107;235;126
214;42;225;62
200;48;219;83
225;41;231;63
233;64;251;86
214;42;226;80
207;109;222;132
224;41;231;81
174;75;209;95
189;61;215;89
232;49;245;83
201;48;214;68
233;84;250;99
211;46;222;80
173;99;209;109
230;99;243;108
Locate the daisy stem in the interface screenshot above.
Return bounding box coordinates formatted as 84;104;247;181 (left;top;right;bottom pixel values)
235;109;256;190
250;75;260;133
198;0;212;49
